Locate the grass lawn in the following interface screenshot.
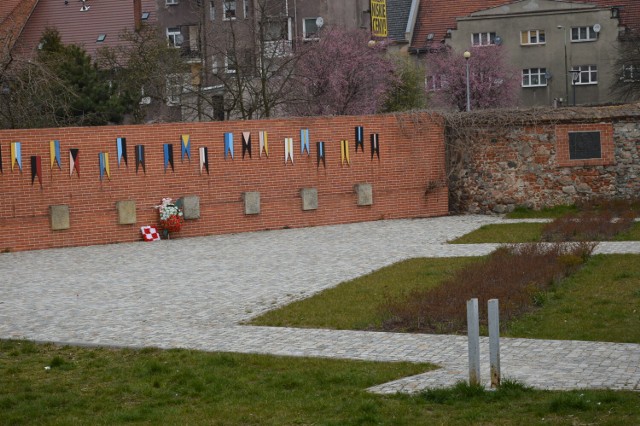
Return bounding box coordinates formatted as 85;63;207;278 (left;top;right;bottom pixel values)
505;205;578;219
505;254;640;342
250;255;640;344
248;257;482;330
449;222;640;244
3;340;640;425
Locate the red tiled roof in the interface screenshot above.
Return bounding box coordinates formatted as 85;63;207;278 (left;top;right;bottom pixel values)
14;0;157;59
0;0;39;53
411;0;640;50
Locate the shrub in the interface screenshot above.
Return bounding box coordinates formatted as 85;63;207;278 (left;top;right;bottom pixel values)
541;210;635;242
379;242;595;334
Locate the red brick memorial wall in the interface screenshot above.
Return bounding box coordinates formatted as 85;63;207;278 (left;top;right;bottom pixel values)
0;113;447;252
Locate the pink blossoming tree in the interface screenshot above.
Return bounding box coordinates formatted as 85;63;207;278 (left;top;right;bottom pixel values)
426;45;520;111
286;27;397;116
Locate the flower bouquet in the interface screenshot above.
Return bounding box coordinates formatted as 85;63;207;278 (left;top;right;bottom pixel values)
155;198;184;236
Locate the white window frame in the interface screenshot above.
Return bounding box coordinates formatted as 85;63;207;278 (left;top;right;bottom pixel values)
303;17;320;40
621;64;639;82
425;75;445;92
225;52;237;73
522;68;548;87
571;26;598;42
571;65;598;85
223;0;236;20
166;0;179;5
520;29;545;45
209;1;215;21
471;32;496;46
166;27;183;48
212;56;219;74
243;0;249;18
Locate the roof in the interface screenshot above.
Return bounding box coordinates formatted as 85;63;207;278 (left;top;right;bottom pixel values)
0;0;39;53
13;0;157;59
411;0;640;51
386;0;414;42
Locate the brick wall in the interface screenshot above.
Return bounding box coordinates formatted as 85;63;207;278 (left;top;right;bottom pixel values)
0;113;447;252
448;106;640;214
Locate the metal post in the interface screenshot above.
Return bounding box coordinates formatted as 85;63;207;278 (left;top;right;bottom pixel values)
488;299;501;388
466;298;480;385
465;58;471;112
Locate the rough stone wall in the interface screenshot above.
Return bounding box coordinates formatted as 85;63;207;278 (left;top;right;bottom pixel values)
448;105;640;214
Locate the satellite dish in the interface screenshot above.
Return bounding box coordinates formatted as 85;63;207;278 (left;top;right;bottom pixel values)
316;17;324;28
494;35;502;45
593;23;601;33
545;71;552;80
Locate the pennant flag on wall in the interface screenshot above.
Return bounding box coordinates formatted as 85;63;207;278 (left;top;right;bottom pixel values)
300;128;310;155
224;132;234;159
163;143;174;172
69;148;80;176
355;126;364;152
317;142;325;168
31;156;42;187
181;134;191;161
259;131;268;157
135;145;145;173
284;137;294;164
98;152;110;180
199;147;209;175
242;131;252;158
11;142;22;171
50;140;61;170
116;137;127;167
340;140;350;166
371;133;380;159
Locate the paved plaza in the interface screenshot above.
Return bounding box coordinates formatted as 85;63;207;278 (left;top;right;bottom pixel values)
1;215;639;393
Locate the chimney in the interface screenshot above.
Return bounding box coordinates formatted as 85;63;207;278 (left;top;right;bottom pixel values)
134;0;142;31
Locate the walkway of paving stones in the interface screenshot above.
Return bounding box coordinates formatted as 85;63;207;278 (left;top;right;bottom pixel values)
1;215;639;393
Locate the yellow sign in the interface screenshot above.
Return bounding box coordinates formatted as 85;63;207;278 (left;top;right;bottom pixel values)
370;0;388;38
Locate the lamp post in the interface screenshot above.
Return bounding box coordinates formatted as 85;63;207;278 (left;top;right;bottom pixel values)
464;50;471;112
557;25;569;105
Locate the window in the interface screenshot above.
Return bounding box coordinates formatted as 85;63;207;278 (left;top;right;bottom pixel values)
571;26;598;42
166;74;188;106
426;75;445;91
243;0;249;18
209;1;215;20
212;57;219;74
263;18;292;57
225;51;237;73
520;29;545;45
568;132;601;160
166;0;178;5
223;0;236;20
522;68;547;87
621;65;639;82
141;12;150;20
166;27;183;48
303;18;319;40
571;65;597;85
472;32;496;46
96;34;106;43
212;95;225;121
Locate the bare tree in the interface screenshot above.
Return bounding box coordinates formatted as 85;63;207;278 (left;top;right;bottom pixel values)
611;31;640;102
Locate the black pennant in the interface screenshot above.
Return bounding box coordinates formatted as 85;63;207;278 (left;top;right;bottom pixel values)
370;133;380;159
316;141;325;167
164;143;174;172
135;145;145;173
31;155;42;187
242;132;252;159
70;148;80;177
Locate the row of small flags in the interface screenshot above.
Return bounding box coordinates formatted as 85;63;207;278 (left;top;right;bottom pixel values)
1;127;381;186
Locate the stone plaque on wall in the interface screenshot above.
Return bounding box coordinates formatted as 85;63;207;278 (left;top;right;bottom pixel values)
116;200;136;225
355;183;373;206
244;192;260;215
50;205;70;230
300;188;318;211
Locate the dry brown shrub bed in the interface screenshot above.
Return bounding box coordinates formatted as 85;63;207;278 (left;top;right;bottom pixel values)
380;242;595;334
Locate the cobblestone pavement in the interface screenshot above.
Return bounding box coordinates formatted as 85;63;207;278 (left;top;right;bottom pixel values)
1;215;639;393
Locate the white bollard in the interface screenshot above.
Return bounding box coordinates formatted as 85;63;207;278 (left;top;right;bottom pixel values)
466;298;481;386
488;299;501;388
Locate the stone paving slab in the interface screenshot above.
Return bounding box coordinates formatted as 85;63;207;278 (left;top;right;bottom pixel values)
1;215;640;394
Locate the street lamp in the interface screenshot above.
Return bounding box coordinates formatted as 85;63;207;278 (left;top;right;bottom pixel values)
464;50;471;112
557;25;569;105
